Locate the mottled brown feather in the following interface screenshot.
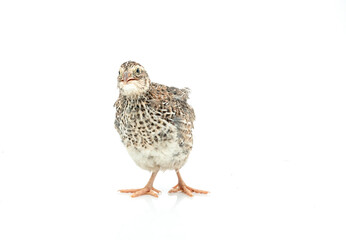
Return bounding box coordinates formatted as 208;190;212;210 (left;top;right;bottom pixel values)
114;82;195;150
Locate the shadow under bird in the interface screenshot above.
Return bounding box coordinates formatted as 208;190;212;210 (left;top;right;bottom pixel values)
114;61;208;197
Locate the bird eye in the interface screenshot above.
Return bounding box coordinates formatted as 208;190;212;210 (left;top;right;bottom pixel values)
136;68;140;74
118;71;120;75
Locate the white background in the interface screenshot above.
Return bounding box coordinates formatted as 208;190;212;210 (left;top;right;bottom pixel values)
1;0;346;239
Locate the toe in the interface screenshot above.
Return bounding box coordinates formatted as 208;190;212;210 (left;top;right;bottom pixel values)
169;183;208;196
147;190;159;198
168;187;180;193
130;187;159;198
119;189;140;193
182;185;194;197
188;187;209;194
131;188;148;197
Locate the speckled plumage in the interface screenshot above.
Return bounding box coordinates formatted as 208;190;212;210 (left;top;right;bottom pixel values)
114;64;195;171
114;61;208;197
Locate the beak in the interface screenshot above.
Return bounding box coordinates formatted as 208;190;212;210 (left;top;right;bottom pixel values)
123;71;130;84
122;71;138;84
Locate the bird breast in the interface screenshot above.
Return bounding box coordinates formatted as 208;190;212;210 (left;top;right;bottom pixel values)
116;99;190;171
117;99;176;149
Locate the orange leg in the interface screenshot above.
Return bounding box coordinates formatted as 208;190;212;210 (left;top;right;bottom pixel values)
169;170;209;197
119;171;160;198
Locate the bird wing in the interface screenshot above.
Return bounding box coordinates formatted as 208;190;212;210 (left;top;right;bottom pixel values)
113;97;125;135
147;83;195;131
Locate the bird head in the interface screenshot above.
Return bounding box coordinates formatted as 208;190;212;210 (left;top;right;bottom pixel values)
117;61;150;97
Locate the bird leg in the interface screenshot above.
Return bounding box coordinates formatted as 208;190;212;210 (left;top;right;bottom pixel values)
119;171;160;198
169;170;209;197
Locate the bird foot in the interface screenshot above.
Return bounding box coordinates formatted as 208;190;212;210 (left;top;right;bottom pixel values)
168;183;209;197
119;187;161;198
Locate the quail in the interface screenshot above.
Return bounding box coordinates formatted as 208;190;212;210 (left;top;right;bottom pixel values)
114;61;208;197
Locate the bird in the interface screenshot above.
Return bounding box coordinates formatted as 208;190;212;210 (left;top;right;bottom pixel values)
114;60;208;197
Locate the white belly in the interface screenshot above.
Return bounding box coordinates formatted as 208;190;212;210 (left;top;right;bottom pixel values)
126;140;189;171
